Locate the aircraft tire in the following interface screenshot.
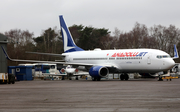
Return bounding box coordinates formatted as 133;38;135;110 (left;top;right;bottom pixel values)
8;74;15;84
97;77;101;81
76;76;78;80
120;74;125;80
92;77;96;81
124;74;129;80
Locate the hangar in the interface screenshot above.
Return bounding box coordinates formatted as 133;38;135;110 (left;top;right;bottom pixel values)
0;33;7;73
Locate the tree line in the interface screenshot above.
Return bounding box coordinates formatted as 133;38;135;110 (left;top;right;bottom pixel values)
2;22;180;66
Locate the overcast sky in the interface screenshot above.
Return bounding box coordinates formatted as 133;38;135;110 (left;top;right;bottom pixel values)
0;0;180;37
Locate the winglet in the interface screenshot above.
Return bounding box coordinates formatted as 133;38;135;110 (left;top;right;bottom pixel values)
1;46;11;60
173;44;179;59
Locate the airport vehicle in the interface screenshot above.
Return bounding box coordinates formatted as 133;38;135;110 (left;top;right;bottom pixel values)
18;63;86;80
18;63;69;78
34;64;87;80
1;15;178;81
0;73;15;84
0;73;8;84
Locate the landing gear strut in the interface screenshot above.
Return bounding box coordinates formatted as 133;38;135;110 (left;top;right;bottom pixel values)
158;75;163;81
61;76;65;80
76;76;79;80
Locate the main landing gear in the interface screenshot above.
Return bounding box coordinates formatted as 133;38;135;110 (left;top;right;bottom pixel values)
120;73;129;80
92;77;101;81
75;76;79;80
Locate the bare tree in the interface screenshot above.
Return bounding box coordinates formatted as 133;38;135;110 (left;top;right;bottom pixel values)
4;29;34;66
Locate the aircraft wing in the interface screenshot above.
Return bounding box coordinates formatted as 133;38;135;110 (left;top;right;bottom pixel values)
1;46;100;66
2;46;118;72
64;62;119;73
1;46;65;64
64;62;118;69
26;51;64;57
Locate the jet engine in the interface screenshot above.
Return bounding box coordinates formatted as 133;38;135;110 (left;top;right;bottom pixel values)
89;66;109;77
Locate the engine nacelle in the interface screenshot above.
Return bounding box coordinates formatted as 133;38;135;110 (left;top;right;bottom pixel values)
89;66;109;77
60;68;65;73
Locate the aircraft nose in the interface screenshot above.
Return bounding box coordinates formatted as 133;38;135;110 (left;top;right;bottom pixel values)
166;59;175;69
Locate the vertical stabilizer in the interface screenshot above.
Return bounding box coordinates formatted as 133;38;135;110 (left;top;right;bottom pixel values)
173;44;179;59
59;15;84;53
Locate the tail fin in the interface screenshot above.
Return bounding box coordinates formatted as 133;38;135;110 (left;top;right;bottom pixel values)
173;44;179;59
59;15;84;53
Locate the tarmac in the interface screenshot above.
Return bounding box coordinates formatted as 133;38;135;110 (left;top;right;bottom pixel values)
0;78;180;112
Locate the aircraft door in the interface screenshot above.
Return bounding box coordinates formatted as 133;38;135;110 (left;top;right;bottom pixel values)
106;57;109;63
147;54;151;64
106;53;109;63
163;61;165;65
65;55;70;62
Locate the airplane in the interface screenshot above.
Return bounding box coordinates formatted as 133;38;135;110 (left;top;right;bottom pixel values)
1;15;178;81
60;65;89;80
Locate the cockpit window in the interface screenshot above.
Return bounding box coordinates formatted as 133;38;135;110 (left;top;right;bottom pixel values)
157;55;171;59
50;65;55;69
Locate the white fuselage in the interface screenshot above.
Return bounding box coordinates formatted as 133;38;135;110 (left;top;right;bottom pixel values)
62;49;175;73
65;65;76;74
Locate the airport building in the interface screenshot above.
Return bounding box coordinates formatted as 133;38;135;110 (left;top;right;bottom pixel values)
0;33;8;73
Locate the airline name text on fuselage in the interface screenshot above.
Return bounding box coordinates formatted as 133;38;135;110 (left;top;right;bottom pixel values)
111;52;148;57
